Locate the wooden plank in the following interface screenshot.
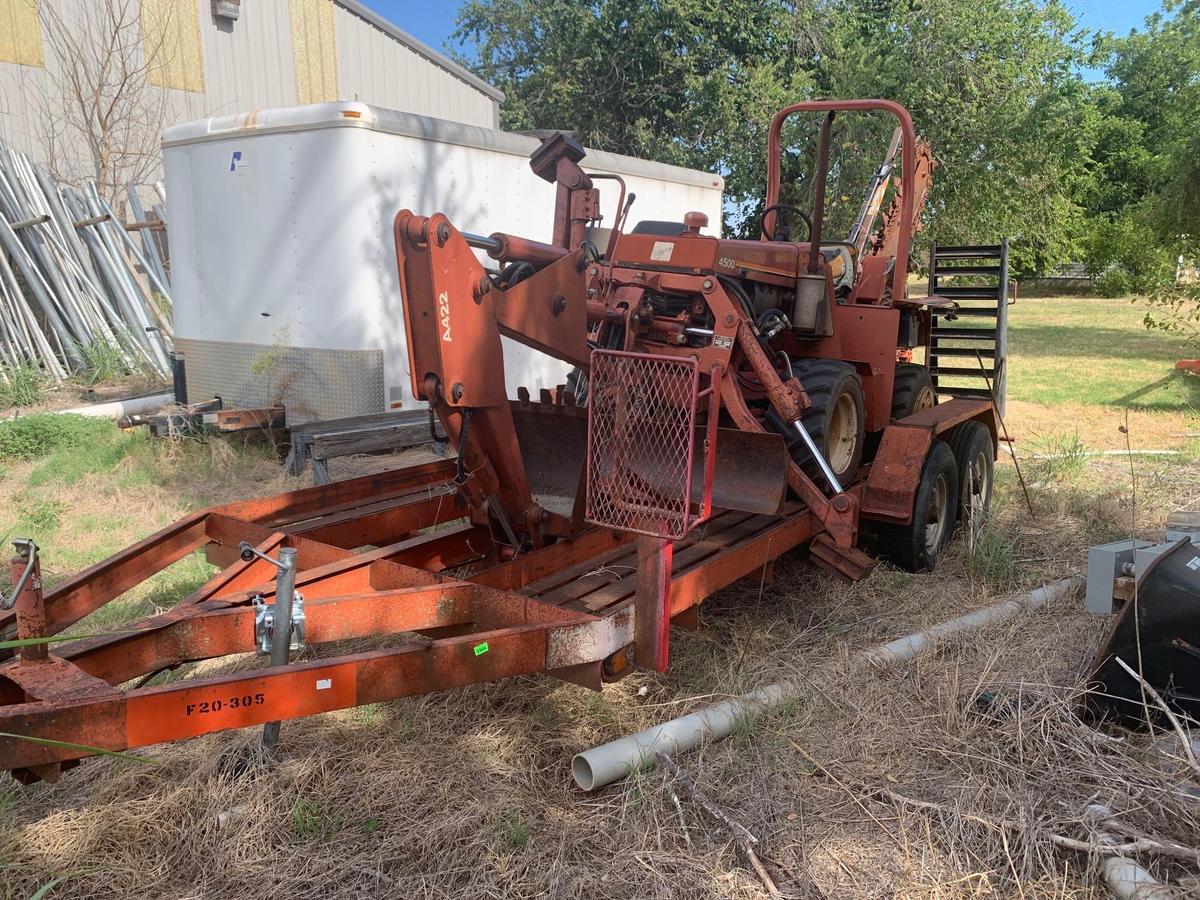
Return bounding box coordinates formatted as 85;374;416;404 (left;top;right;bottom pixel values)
576;514;780;614
291;410;436;437
311;420;446;460
537;512;756;611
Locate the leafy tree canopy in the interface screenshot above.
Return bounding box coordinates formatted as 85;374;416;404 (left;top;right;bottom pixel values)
455;0;1195;280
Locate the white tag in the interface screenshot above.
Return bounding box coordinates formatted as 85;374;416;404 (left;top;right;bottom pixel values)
650;241;674;261
1188;556;1200;571
713;334;733;349
315;678;332;690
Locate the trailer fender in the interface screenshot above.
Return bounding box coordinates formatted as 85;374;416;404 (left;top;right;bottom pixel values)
861;398;996;523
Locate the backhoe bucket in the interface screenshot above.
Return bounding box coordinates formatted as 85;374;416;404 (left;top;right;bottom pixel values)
511;403;588;520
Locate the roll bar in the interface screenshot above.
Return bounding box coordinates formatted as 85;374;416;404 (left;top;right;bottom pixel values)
765;99;918;302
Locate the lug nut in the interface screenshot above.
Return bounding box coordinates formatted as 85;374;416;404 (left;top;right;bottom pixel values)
552;293;567;315
451;383;465;401
435;222;451;246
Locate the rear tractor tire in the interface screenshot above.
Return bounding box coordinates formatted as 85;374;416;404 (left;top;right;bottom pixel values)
891;362;936;420
788;359;867;486
875;440;959;573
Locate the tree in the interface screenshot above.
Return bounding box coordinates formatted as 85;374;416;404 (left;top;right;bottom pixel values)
34;0;175;201
1096;0;1200;245
455;0;806;226
455;0;1094;274
1078;1;1199;296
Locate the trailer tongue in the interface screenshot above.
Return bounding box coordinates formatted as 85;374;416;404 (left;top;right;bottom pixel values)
0;100;996;783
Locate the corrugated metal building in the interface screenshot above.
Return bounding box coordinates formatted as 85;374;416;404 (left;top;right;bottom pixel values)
0;0;502;186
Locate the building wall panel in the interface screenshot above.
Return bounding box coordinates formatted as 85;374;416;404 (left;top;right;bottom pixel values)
0;0;501;186
0;0;44;67
289;0;338;105
142;0;205;93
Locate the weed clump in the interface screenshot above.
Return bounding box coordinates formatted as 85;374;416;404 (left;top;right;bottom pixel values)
0;362;47;408
0;414;113;461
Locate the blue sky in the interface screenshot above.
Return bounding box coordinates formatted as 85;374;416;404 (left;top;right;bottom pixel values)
369;0;1165;64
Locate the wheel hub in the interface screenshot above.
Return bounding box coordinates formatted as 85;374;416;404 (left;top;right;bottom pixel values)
925;472;950;553
827;392;859;475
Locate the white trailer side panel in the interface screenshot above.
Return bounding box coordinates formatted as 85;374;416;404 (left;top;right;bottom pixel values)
164;102;724;423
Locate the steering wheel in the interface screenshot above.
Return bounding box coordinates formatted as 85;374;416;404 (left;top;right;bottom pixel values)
760;204;813;242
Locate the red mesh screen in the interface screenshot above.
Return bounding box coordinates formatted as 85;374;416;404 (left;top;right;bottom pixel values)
585;350;700;539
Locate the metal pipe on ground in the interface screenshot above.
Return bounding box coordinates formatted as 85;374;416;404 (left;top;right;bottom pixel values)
571;576;1083;791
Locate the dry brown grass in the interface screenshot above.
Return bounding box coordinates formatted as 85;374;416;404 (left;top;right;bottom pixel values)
0;426;1197;898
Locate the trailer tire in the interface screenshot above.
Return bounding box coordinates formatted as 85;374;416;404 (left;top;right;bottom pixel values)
892;362;935;420
793;359;866;485
947;420;994;532
877;440;958;572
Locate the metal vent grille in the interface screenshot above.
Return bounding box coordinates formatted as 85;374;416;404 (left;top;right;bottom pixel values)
585;350;699;539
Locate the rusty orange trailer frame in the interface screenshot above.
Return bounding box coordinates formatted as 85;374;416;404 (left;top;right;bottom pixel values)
0;397;990;782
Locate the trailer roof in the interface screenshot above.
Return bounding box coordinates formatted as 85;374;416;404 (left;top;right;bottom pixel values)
161;102;725;193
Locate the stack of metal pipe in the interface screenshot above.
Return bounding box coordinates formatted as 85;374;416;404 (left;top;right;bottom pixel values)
0;141;173;383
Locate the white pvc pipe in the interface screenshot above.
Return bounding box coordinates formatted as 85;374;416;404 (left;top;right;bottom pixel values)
1086;805;1176;900
1100;858;1174;900
572;576;1082;791
53;391;172;420
571;683;791;791
861;576;1082;667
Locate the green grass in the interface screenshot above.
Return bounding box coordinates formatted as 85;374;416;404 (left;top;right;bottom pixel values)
1004;297;1197;410
967;523;1018;591
291;796;342;843
492;811;531;851
0;423;285;635
0;362;47;408
0;415;114;462
72;339;132;385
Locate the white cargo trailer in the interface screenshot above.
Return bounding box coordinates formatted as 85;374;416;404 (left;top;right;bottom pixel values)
163;101;724;424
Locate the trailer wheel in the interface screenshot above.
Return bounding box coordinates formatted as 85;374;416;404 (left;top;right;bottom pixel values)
947;420;994;534
891;362;935;420
793;359;866;484
877;440;958;572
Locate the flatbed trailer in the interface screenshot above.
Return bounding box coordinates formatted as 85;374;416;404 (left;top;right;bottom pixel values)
0;395;990;783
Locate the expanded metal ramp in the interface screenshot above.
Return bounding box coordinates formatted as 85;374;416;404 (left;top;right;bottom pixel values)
927;240;1010;417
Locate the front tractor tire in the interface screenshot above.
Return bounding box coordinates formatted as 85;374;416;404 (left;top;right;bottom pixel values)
790;359;867;486
876;440;959;573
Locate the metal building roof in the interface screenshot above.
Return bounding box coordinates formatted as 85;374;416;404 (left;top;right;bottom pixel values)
335;0;505;103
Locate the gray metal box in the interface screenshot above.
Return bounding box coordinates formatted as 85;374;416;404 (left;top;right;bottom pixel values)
1085;539;1151;614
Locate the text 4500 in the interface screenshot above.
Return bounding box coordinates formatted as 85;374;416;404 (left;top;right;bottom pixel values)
186;693;265;716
